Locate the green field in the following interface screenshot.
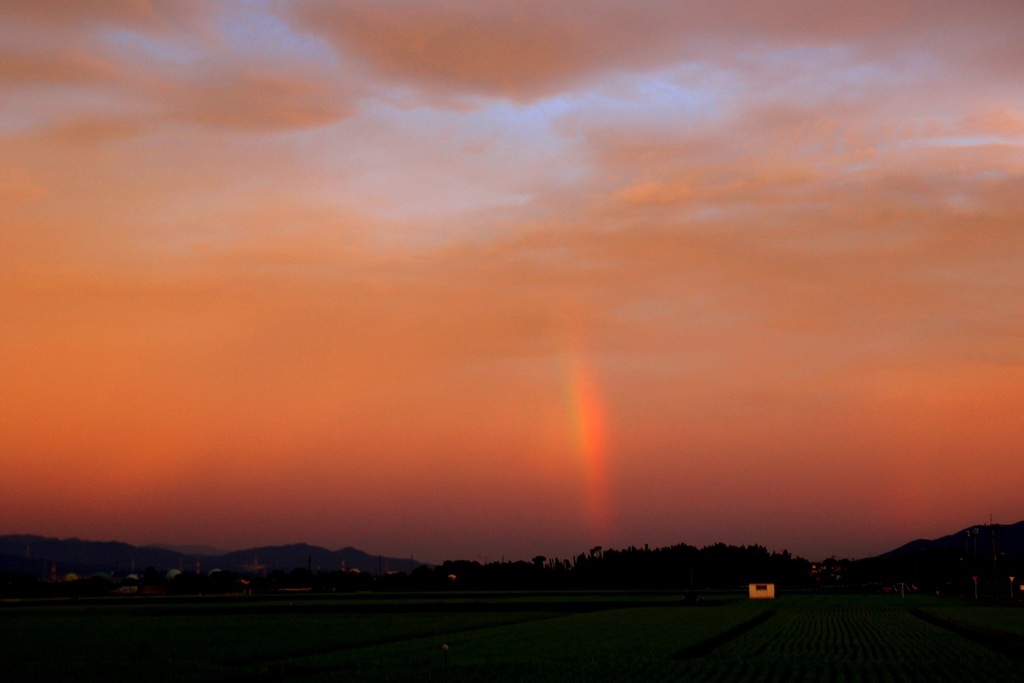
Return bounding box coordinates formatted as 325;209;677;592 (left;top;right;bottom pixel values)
1;593;1022;681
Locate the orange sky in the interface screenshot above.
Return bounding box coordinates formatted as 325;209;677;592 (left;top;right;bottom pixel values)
2;1;1022;563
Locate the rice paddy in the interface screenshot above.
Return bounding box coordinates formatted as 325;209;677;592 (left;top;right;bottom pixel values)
1;592;1021;681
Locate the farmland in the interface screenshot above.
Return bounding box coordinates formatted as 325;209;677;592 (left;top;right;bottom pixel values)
1;593;1022;681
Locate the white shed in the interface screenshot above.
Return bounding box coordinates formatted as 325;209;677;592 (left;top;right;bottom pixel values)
748;583;776;599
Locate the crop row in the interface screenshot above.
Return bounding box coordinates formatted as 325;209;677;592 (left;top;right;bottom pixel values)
700;596;1022;682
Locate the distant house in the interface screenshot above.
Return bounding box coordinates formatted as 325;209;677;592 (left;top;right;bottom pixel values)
749;583;775;599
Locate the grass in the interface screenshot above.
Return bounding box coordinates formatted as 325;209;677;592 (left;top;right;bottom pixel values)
2;592;1022;681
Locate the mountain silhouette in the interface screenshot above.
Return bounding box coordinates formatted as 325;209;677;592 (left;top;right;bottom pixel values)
0;535;422;578
881;520;1024;558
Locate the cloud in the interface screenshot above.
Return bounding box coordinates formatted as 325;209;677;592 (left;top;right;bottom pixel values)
0;0;208;32
0;48;120;85
9;59;355;139
278;0;656;100
1;2;354;137
279;0;1024;102
165;65;354;131
41;116;148;146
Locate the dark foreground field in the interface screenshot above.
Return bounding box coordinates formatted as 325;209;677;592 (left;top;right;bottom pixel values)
2;592;1022;681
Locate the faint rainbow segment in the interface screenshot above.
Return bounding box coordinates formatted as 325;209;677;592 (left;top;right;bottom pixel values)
565;354;613;540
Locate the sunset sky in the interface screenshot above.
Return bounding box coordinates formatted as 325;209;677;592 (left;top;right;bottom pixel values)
2;1;1022;564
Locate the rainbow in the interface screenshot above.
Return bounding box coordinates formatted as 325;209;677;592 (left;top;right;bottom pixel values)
564;353;613;540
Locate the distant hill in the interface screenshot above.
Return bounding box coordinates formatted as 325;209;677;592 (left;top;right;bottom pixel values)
213;543;419;576
0;535;424;578
882;521;1024;558
0;535;185;577
147;544;231;557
